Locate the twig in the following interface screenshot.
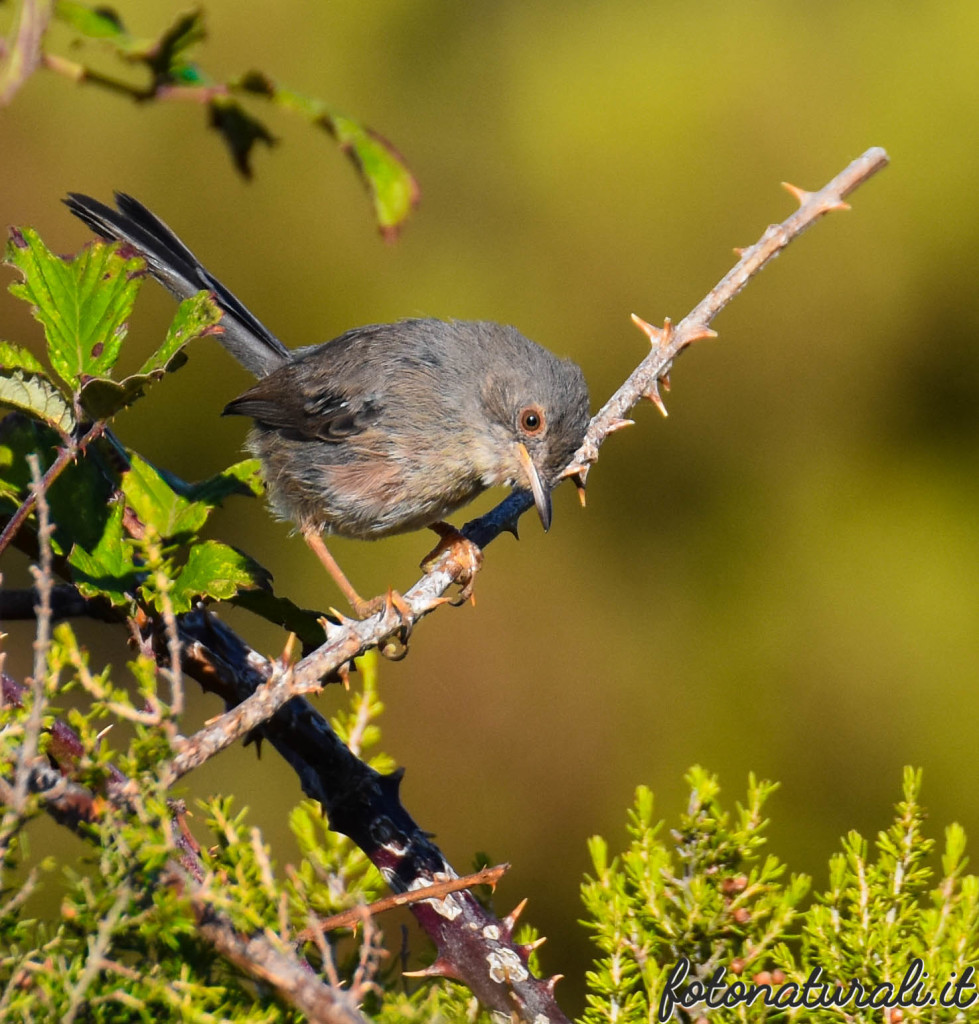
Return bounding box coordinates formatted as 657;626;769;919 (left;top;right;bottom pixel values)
170;147;890;777
4;457;53;825
193;900;371;1024
298;863;508;940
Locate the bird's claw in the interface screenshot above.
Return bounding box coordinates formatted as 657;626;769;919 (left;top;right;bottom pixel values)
421;522;484;605
356;589;413;660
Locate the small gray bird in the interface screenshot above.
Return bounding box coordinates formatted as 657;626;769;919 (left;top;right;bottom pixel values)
64;192;590;615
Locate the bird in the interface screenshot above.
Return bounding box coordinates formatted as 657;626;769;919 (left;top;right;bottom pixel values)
64;192;590;617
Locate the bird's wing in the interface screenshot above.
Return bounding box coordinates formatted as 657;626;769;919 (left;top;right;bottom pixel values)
223;374;383;442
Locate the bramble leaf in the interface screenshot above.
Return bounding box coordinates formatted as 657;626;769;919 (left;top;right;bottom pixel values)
68;503;139;606
0;342;75;433
4;228;144;388
78;291;222;418
169;539;269;613
121;454;207;540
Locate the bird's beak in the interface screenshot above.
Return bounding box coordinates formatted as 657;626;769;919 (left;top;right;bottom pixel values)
516;442;552;532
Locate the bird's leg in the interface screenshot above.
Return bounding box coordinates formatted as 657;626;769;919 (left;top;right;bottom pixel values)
420;522;484;605
303;530;411;624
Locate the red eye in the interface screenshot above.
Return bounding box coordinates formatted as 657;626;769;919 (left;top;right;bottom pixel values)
519;406;545;436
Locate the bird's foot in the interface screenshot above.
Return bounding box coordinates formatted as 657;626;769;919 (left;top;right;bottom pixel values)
420;522;484;605
340;589;413;660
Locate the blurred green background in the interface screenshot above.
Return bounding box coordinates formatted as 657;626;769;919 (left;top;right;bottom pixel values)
2;0;977;1011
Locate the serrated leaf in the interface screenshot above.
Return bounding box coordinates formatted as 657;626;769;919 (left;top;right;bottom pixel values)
121;454;209;540
68;502;140;606
140;291;222;375
0;343;75;432
0;341;46;375
4;228;145;388
169;539;269;613
232;73;420;237
77;291;221;418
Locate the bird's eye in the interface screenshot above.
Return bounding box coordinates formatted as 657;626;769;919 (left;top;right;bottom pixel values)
518;405;546;436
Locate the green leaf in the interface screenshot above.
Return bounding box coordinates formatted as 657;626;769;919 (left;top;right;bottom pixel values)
0;342;75;433
4;228;144;388
169;540;269;614
233;73;420;237
0;341;45;374
53;0;129;42
121;454;208;540
142;291;222;376
328;114;420;241
68;503;139;606
77;291;222;418
167;458;264;506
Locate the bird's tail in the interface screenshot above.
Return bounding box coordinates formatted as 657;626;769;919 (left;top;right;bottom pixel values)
64;192;290;377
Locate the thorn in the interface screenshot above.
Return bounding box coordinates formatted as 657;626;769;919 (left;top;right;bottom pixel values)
684;324;718;344
661;371;671;392
781;181;813;206
336;661;350;689
324;608;353;628
733;245;749;257
645;380;669;417
280;632;297;667
606;418;635;434
503;519;520;540
546;974;565;994
519;936;547;956
503;897;528;936
574;474;587;508
823;196;852;213
95;724;114;743
403;957;460;980
631;313;673;352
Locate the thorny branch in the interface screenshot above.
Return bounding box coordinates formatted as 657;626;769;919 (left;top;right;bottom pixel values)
172;146;891;773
